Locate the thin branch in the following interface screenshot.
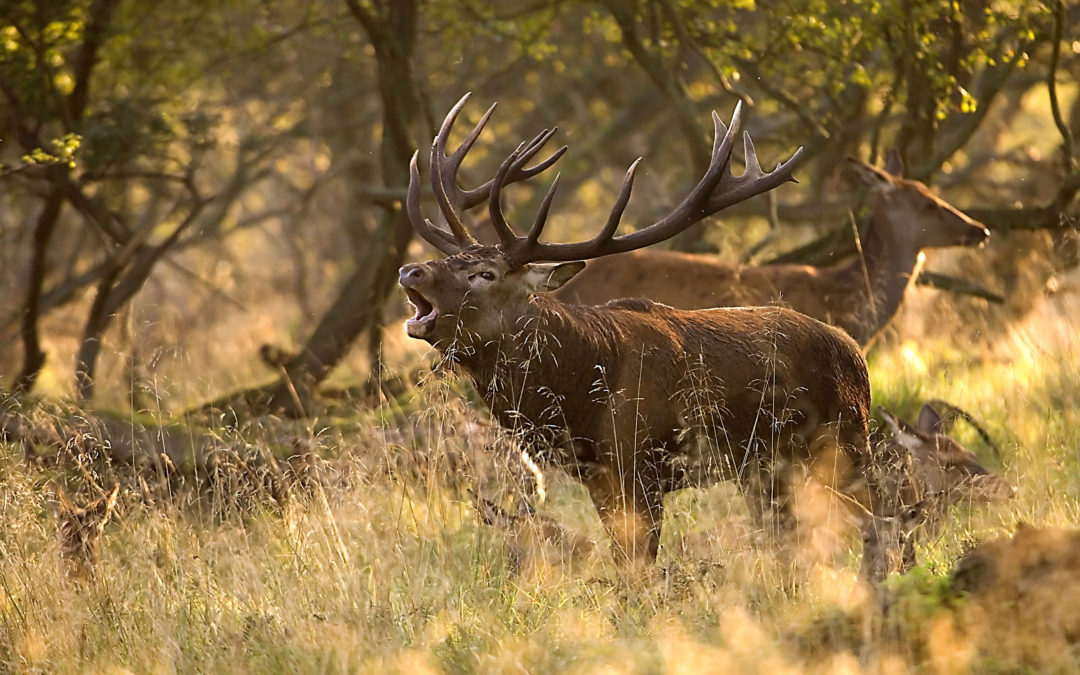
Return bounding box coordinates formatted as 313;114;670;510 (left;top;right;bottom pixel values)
916;270;1004;303
655;0;753;105
67;0;121;125
1048;0;1076;171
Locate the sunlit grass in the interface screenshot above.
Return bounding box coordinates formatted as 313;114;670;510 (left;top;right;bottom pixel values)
3;285;1080;672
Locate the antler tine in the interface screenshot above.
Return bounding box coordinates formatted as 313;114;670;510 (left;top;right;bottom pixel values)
448;100;497;168
487;145;528;246
430;148;479;246
516;128;567;177
429;94;480;246
508;158;640;267
503;101;803;266
742;130;763;177
660;103;744;216
596;158;641;244
406;151;461;254
462;127;567;210
702;142;804;214
712;110;730;160
524;173;562;248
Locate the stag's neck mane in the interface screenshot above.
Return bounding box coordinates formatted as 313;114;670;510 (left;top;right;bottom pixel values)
447;295;626;434
453;296;619;382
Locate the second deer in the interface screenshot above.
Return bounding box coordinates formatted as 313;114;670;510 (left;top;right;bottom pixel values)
557;151;990;347
860;403;1013;579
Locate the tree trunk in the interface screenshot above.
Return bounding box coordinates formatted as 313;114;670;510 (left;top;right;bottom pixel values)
601;1;713;252
265;0;420;416
14;182;66;393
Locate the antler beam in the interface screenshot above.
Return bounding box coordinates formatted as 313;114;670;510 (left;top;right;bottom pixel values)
407;94;804;265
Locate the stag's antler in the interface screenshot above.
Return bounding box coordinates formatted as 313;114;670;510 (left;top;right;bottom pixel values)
407;94;804;266
407;93;567;254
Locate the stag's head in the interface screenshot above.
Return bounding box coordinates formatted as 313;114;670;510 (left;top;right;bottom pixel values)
400;247;583;345
848;151;990;250
400;94;803;348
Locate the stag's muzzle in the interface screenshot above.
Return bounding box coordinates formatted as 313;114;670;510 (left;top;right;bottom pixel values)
399;264;438;339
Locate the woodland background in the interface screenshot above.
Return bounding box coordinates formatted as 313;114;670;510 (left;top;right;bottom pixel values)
1;0;1076;409
2;0;1080;672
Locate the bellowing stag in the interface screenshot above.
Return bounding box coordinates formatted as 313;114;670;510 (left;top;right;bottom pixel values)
400;95;893;576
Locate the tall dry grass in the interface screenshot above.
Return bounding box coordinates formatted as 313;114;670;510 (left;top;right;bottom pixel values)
2;268;1080;673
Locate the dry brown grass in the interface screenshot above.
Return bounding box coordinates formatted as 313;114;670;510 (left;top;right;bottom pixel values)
1;277;1078;672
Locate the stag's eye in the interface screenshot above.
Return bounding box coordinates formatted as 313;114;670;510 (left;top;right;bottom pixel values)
470;270;496;282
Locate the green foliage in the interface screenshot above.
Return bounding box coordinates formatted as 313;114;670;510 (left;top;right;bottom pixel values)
686;0;1048;117
0;2;90;114
0;133;82;177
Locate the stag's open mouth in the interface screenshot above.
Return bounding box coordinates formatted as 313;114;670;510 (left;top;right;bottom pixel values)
404;288;438;338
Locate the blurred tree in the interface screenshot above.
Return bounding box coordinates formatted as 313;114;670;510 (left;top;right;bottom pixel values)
263;0;421;416
0;0;316;400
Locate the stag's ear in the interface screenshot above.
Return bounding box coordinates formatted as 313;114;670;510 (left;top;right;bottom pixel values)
847;157;895;192
917;404;946;435
522;261;586;293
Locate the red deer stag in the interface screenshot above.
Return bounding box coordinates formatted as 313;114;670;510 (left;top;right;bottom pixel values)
557;151;990;347
400;94;895;577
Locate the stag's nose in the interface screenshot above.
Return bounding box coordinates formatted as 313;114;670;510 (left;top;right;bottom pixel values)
399;263;427;287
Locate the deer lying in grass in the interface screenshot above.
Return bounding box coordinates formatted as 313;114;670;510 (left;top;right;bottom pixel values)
859;403;1013;580
878;403;1013;509
471;490;597;580
400;94;901;578
56;483;120;579
557;151;990;347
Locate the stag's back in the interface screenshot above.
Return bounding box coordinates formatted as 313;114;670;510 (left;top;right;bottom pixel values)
531;299;872;477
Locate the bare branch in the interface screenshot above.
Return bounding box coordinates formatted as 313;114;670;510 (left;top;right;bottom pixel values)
1048;0;1076;172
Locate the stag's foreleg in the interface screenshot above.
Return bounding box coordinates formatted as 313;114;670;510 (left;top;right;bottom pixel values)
578;459;665;565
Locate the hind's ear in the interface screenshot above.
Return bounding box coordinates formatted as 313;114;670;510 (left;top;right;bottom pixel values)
879;406;925;454
917;404;946;435
847;157;896;192
878;407;905;436
883;148;905;177
522;261;586;293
